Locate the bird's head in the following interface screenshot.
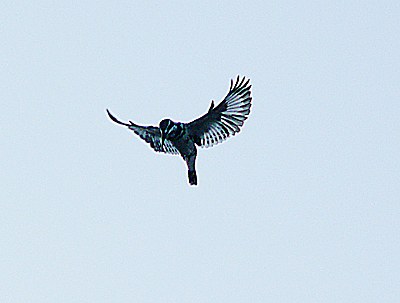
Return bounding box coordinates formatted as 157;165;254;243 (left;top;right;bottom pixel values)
159;118;174;148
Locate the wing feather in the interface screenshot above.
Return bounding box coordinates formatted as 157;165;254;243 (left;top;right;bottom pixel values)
186;76;252;148
106;109;179;155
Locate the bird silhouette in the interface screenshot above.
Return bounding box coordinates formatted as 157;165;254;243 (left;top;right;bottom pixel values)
106;76;252;186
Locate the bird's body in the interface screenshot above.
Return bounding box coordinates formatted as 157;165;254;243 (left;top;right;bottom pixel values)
107;76;252;186
159;119;198;184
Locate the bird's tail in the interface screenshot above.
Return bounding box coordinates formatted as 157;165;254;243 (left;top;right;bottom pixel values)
188;170;197;186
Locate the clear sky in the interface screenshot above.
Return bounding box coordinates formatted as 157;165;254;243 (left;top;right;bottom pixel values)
1;1;399;302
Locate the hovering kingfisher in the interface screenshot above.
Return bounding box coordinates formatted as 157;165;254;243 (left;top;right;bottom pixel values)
106;76;252;186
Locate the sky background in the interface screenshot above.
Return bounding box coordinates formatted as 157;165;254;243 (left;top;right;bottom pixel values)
1;1;399;302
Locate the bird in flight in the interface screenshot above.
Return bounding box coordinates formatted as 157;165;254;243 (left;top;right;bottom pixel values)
106;76;252;186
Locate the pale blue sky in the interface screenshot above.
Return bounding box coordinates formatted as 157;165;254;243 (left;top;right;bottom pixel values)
1;1;399;302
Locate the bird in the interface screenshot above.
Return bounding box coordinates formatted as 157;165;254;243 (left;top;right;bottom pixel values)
106;75;252;186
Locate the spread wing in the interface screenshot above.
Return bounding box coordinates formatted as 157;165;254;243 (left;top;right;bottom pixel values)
186;76;252;148
106;109;179;155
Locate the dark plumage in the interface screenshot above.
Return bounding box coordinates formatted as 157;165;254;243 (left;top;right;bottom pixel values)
106;76;252;186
